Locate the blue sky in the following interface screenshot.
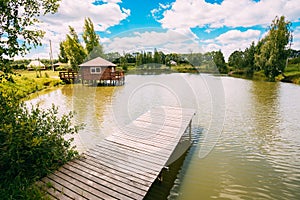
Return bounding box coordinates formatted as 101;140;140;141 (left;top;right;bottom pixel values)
23;0;300;61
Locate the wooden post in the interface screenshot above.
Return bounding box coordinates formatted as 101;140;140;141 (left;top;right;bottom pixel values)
189;120;192;141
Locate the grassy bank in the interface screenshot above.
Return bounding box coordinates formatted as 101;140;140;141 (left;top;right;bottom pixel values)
280;63;300;84
228;63;300;85
0;70;62;99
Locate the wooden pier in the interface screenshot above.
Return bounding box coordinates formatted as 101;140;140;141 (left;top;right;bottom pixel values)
59;71;78;83
41;106;195;199
59;71;125;86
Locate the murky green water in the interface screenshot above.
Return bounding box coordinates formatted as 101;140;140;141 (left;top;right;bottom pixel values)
28;74;300;199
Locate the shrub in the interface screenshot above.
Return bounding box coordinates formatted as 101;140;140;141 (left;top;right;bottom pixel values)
0;91;81;199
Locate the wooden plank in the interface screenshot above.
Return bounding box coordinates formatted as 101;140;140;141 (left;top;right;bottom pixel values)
95;142;165;166
136;111;193;121
131;119;189;132
38;179;75;200
71;159;149;192
100;139;170;164
125;122;186;137
117;126;183;142
62;162;144;199
105;135;173;155
80;154;153;186
46;174;99;200
53;168;123;200
99;140;168;161
87;148;160;176
91;145;162;170
85;151;158;181
109;131;177;151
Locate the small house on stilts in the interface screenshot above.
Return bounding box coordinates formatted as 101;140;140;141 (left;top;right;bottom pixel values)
79;57;125;86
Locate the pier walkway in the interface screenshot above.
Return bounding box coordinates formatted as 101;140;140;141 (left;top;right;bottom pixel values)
41;106;195;199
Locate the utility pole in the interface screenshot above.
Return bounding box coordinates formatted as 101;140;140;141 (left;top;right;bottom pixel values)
49;40;54;71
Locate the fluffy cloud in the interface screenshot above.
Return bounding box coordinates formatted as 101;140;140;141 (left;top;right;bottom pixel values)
292;27;300;50
104;28;204;54
157;0;300;30
201;29;261;60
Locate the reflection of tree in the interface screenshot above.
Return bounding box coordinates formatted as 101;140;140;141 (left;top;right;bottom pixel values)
61;85;115;130
250;81;281;147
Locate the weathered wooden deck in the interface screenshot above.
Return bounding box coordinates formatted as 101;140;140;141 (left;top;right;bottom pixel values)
41;106;195;199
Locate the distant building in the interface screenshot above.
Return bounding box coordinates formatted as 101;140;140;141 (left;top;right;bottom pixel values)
170;60;177;65
53;62;69;71
27;60;46;70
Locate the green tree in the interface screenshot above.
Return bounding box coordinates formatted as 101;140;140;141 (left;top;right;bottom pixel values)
63;26;87;71
82;17;104;60
58;41;68;63
255;16;291;81
228;50;244;70
136;52;143;66
0;0;60;80
153;48;160;63
213;50;227;73
159;51;165;64
243;42;256;77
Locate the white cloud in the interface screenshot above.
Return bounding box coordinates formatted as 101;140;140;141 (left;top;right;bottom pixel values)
215;29;261;44
292;27;300;50
201;29;261;61
104;29;204;54
157;0;300;30
151;3;172;20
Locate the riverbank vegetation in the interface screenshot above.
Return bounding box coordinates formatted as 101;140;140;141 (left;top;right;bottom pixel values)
228;16;300;84
0;1;81;199
0;70;62;100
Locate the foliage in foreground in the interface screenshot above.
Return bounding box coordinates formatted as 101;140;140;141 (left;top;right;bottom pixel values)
0;91;80;199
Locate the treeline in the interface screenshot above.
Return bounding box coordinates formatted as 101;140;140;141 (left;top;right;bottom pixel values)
228;16;294;81
113;50;227;73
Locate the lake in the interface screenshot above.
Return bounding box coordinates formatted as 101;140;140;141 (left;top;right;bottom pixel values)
27;73;300;199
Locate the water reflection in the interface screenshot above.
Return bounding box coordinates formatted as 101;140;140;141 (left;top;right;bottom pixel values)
250;81;281;151
27;75;300;200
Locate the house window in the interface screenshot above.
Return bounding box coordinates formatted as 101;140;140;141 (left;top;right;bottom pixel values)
90;67;101;74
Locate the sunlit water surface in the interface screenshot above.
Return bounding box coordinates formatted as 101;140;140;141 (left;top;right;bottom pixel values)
27;74;300;199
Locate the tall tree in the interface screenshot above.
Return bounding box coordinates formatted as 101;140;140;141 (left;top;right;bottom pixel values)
153;48;160;63
243;41;256;77
228;50;244;70
82;17;104;60
63;26;87;71
213;50;227;73
255;16;291;81
58;41;68;63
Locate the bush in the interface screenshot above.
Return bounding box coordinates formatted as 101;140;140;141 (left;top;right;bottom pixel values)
0;91;81;199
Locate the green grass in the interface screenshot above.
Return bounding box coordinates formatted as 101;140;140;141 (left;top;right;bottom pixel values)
280;63;300;84
0;70;62;99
